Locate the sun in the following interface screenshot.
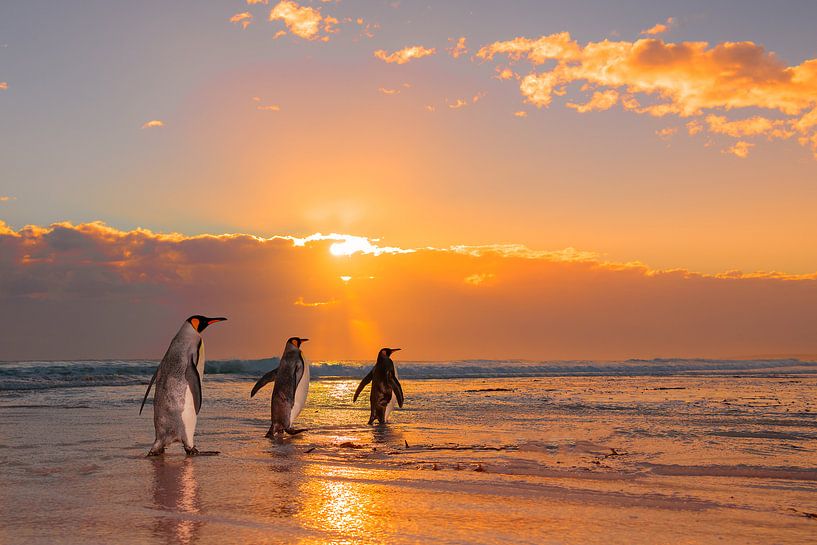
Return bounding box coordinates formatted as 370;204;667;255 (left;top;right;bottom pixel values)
329;236;376;256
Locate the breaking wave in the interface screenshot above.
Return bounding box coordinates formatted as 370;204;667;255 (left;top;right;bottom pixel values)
1;357;815;391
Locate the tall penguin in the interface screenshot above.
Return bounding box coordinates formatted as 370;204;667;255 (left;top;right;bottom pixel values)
250;337;310;438
353;348;404;425
140;315;227;456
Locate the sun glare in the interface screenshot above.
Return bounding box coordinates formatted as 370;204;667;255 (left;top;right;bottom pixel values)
329;236;376;256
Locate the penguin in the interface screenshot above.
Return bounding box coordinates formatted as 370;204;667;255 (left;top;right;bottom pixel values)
250;337;310;438
140;315;227;456
353;348;404;425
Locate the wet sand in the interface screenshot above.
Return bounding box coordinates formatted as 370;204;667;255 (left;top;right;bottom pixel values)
1;375;816;544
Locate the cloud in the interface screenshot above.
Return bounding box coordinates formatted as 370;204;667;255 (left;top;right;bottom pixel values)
514;110;528;118
0;82;7;90
230;12;253;29
374;45;436;64
448;37;468;59
269;0;338;41
476;32;817;158
246;0;268;4
378;87;400;95
495;67;516;80
724;140;754;158
464;273;495;286
0;196;16;202
448;98;467;109
141;120;164;129
256;104;281;111
656;126;678;140
2;221;817;360
641;17;675;36
294;296;338;307
566;89;619;113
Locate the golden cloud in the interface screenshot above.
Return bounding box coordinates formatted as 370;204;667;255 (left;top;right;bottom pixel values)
723;140;754;158
0;82;7;90
2;221;817;360
269;0;338;41
0;196;16;202
476;32;817;158
378;87;400;95
294;296;338;307
374;45;436;64
448;37;468;59
514;110;528;118
656;126;678;140
230;12;253;29
141;120;164;129
641;17;675;36
566;89;619;113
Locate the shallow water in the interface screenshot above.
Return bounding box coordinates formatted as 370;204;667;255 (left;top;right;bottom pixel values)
1;370;816;544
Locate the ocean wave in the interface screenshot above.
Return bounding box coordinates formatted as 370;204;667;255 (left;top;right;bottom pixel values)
0;357;815;391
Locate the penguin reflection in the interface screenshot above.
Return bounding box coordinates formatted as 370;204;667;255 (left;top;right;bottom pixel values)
150;458;202;545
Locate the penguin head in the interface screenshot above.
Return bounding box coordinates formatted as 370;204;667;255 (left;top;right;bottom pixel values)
287;337;309;349
187;315;227;333
379;347;401;359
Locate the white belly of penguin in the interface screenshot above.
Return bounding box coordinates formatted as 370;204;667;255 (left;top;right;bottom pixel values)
290;358;310;423
181;342;205;445
384;366;399;422
181;386;197;445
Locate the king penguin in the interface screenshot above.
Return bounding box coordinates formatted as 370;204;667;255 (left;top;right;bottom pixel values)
353;348;404;425
250;337;310;438
140;315;227;456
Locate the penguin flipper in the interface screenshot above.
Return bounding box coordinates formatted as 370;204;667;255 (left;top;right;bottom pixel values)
353;370;373;402
139;368;159;415
390;373;404;408
250;368;278;397
186;357;203;414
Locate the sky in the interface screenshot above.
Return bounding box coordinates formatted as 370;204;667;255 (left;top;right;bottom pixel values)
1;1;817;360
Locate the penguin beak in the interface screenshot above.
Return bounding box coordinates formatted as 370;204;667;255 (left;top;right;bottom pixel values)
391;348;401;352
300;338;309;343
208;317;227;325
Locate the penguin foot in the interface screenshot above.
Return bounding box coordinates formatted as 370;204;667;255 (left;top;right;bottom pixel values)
184;446;200;456
285;428;307;436
146;448;165;457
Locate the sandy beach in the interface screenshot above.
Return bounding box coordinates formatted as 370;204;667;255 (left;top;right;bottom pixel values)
1;364;815;544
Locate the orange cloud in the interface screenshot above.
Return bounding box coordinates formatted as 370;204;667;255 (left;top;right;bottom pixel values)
656;126;678;140
246;0;268;4
256;104;281;111
476;32;817;158
2;221;817;360
0;196;16;202
0;82;7;90
141;120;164;129
448;37;467;58
641;17;675;36
514;110;527;118
378;87;400;95
230;12;253;29
566;89;619;112
374;45;436;64
269;0;338;41
723;141;754;158
294;296;338;307
448;98;467;109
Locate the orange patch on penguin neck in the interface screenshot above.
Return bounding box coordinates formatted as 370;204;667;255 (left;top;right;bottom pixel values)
190;318;200;330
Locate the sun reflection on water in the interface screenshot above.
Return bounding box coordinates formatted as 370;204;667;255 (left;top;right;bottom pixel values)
298;464;389;544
